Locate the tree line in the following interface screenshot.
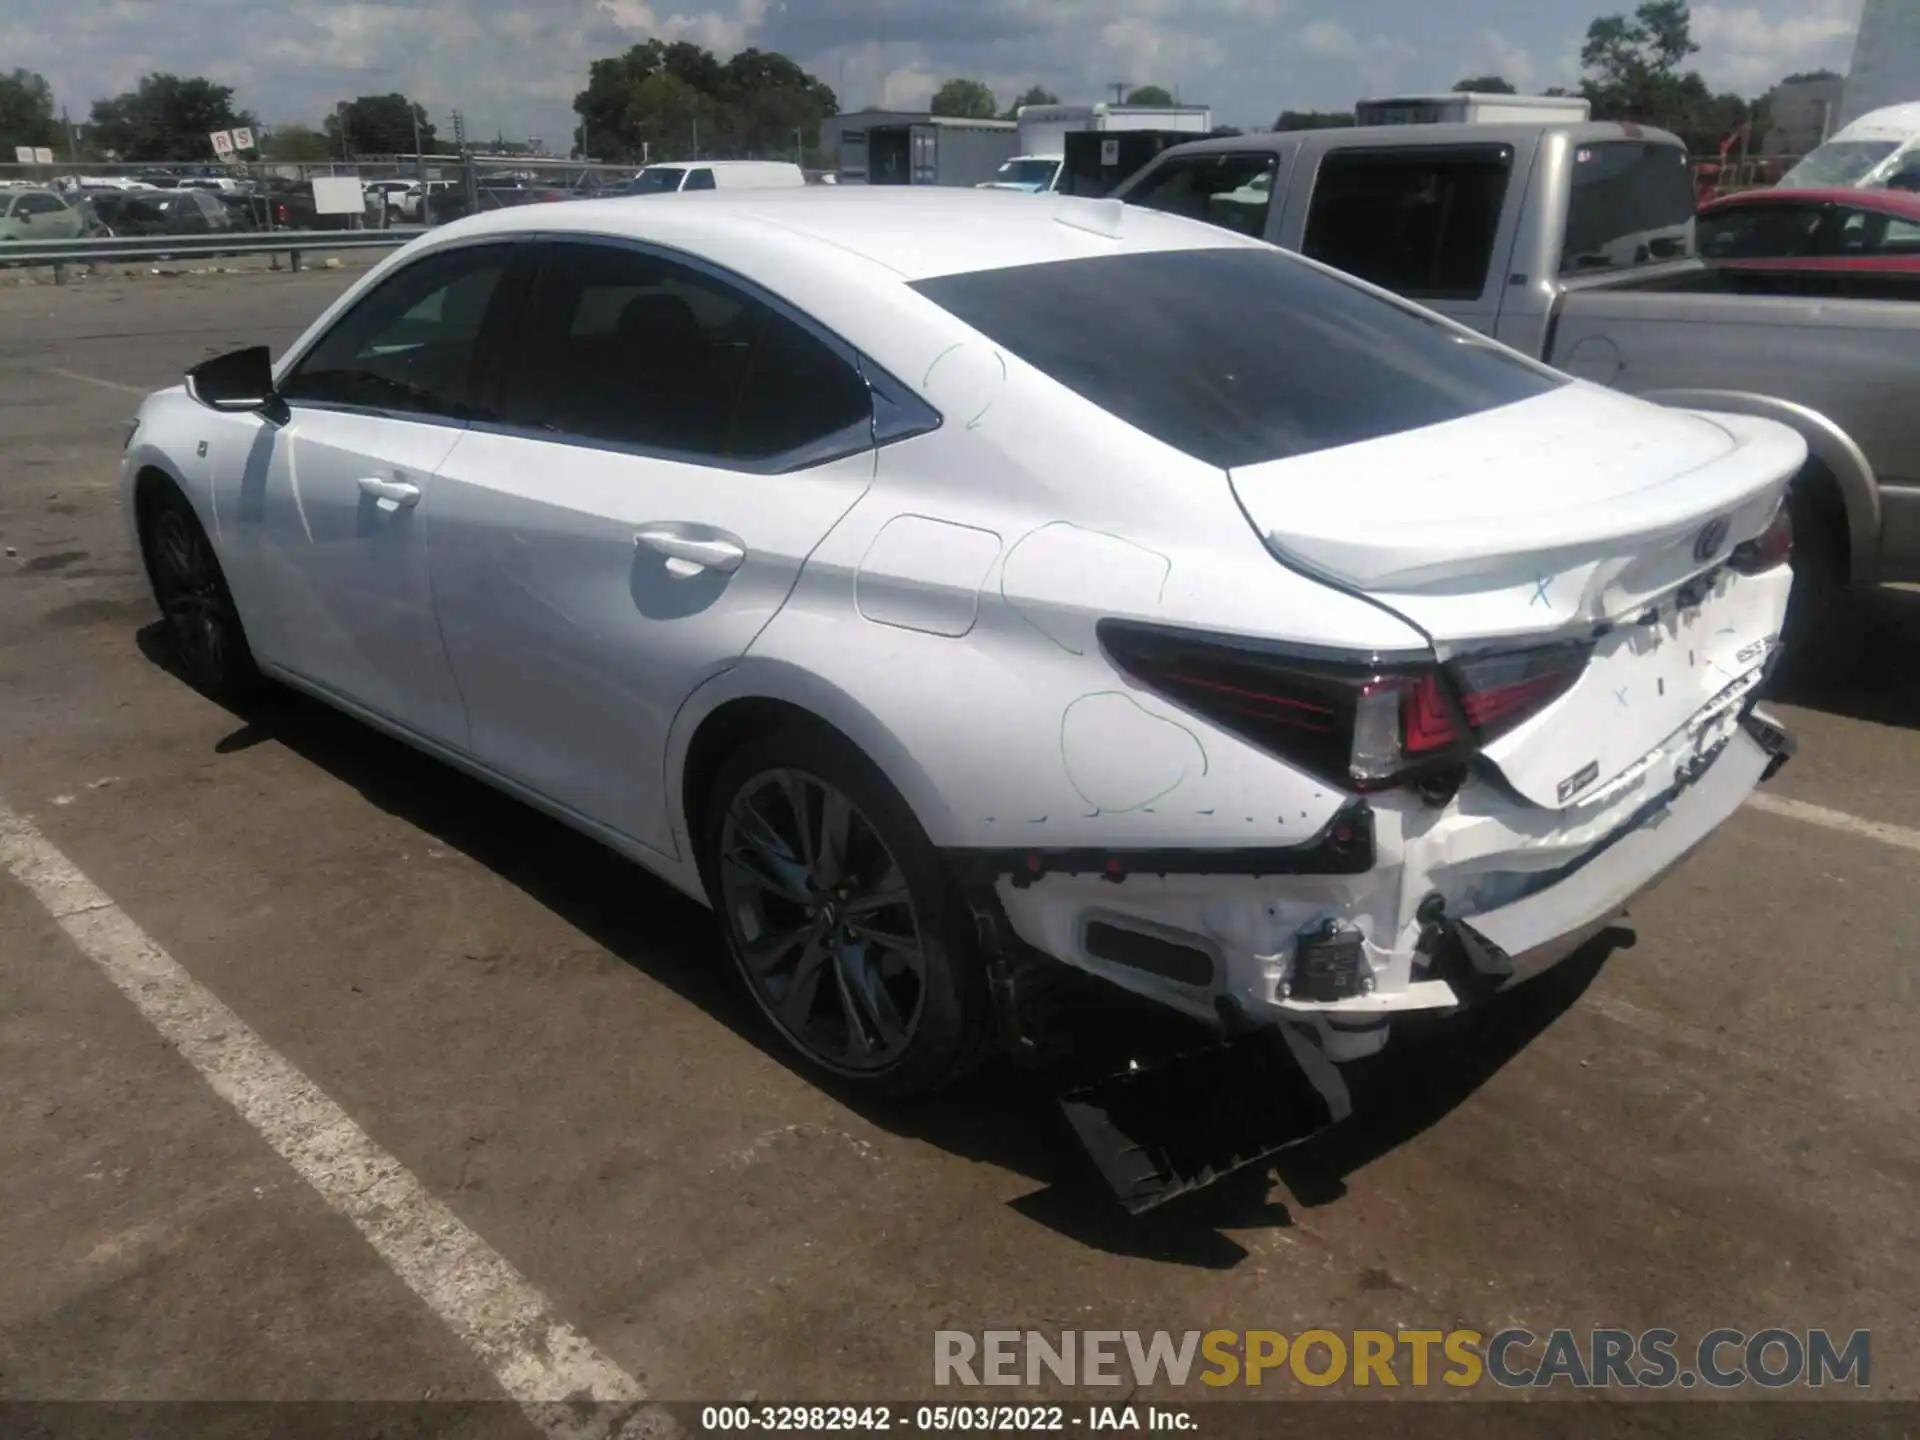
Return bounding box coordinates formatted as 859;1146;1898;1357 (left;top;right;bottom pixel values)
0;4;1851;169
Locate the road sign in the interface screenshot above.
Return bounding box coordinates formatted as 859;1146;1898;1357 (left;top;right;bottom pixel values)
210;130;234;156
231;126;254;152
13;146;33;163
33;147;53;163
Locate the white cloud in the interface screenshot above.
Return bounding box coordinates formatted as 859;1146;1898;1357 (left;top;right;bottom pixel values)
1455;29;1541;92
1690;0;1858;91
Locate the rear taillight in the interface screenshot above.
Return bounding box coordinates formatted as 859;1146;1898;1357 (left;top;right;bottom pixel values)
1099;621;1589;794
1729;502;1793;574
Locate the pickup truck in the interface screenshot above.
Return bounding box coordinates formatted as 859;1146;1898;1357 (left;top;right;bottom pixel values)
1110;122;1920;624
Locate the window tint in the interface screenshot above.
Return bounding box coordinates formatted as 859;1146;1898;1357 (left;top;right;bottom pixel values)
910;248;1561;470
1561;141;1694;275
1124;152;1278;238
1302;146;1512;300
498;242;873;464
684;168;717;191
281;245;513;419
1697;203;1826;260
18;192;65;216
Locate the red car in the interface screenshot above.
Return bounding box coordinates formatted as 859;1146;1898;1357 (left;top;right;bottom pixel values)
1695;185;1920;274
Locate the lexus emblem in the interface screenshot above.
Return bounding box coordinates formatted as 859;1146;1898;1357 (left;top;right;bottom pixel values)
1693;516;1731;562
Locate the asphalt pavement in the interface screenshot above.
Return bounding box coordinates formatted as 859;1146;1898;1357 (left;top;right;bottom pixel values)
1;268;1916;1427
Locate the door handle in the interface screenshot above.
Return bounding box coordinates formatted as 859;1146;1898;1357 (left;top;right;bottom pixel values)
357;475;421;511
634;526;746;577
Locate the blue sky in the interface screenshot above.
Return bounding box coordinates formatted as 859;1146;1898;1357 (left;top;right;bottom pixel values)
4;0;1865;149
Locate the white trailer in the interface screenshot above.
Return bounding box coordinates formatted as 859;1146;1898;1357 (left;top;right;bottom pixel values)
995;103;1215;194
1355;92;1593;126
1014;103;1214;159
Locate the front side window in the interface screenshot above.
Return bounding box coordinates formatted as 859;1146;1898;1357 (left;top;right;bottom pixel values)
1124;152;1278;238
1560;141;1694;275
1697;203;1827;260
19;192;66;216
281;245;514;419
910;247;1562;470
498;242;872;465
1303;146;1513;299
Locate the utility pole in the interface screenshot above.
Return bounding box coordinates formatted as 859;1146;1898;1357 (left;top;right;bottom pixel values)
795;127;803;166
411;104;425;194
1110;82;1130;104
61;105;77;166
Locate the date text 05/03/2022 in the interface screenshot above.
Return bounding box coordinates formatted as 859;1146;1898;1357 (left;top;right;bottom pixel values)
697;1404;1194;1432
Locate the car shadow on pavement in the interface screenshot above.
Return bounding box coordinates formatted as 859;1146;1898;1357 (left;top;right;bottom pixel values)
149;624;1618;1270
1766;585;1920;730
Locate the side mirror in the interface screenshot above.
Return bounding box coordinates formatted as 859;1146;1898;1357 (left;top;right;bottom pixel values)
185;345;279;416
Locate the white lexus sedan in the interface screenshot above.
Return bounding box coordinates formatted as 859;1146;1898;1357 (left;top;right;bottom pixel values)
120;188;1801;1099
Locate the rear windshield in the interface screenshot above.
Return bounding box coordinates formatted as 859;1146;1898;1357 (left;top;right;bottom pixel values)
625;168;685;195
1560;140;1696;275
1559;141;1697;276
909;248;1562;469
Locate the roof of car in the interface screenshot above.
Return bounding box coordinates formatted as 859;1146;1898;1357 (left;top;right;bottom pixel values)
1143;119;1682;161
1702;186;1920;218
421;185;1267;281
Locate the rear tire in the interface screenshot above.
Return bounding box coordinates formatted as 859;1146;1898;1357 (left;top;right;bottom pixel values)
700;723;994;1100
1778;469;1857;677
139;482;265;706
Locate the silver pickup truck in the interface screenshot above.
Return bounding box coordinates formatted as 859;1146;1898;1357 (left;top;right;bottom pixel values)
1111;122;1920;616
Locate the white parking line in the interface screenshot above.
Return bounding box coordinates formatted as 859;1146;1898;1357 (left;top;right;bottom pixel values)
43;366;148;396
1746;792;1920;856
0;802;661;1438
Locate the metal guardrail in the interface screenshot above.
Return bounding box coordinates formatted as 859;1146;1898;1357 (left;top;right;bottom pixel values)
1;228;427;269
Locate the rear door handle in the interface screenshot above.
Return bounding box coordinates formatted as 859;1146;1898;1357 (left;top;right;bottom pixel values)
357;476;421;511
635;526;746;577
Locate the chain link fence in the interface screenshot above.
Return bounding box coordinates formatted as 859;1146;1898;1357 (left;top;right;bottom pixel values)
0;156;675;240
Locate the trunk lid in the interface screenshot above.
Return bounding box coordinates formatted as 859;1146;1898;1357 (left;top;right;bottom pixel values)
1226;383;1806;810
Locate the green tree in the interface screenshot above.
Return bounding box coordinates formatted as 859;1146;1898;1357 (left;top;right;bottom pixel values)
1453;75;1518;93
0;69;61;155
1002;84;1059;118
89;73;255;161
324;94;437;157
1125;85;1175;106
930;78;997;118
573;39;835;162
724;48;838;156
261;122;331;162
1577;2;1750;154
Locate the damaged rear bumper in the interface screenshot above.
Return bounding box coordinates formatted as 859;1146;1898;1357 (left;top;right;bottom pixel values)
965;703;1794;1056
1442;707;1792;995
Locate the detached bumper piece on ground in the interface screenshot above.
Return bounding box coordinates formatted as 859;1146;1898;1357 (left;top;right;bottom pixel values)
1059;1023;1352;1214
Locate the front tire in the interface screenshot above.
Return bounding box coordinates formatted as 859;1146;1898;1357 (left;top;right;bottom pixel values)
701;724;993;1100
139;482;264;705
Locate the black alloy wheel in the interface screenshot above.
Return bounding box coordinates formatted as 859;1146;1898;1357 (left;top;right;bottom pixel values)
704;727;991;1098
141;484;261;703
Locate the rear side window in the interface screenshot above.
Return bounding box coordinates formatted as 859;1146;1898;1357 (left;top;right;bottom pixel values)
1123;152;1279;238
910;247;1562;470
685;168;717;191
1302;146;1513;300
1561;141;1694;275
1697;203;1827;260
